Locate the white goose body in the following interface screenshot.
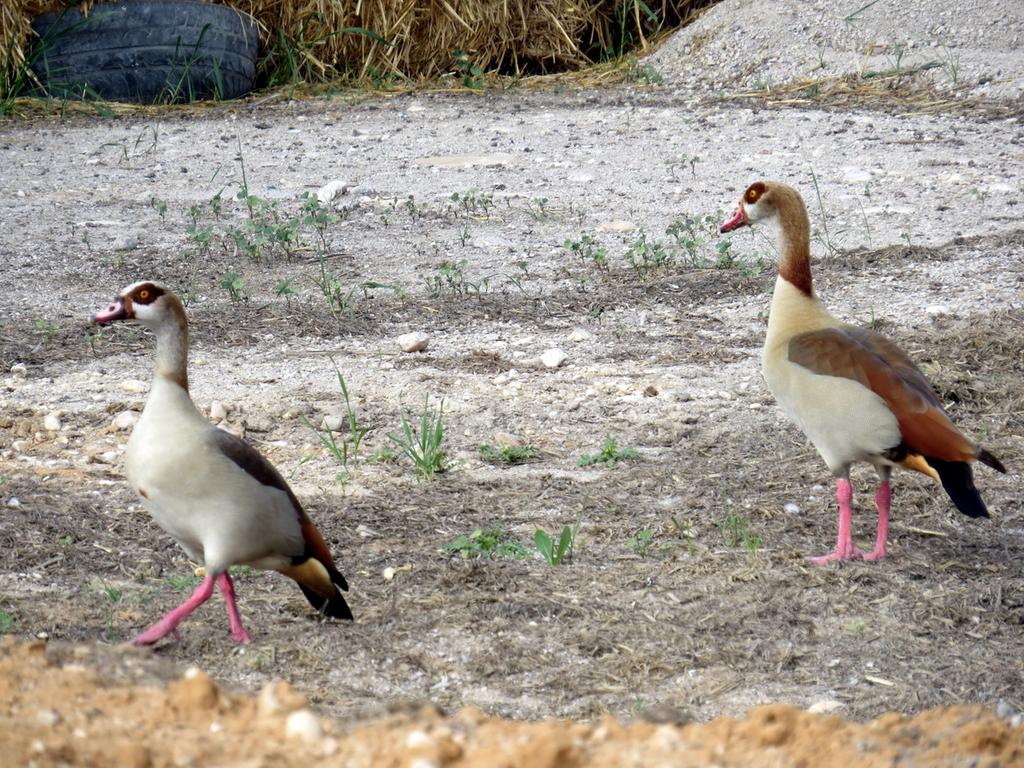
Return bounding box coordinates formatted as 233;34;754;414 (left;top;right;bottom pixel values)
95;280;352;644
126;375;302;574
762;277;901;473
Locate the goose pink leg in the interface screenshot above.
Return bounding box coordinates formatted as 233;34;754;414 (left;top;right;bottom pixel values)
810;478;865;564
861;481;891;561
131;574;216;645
216;572;252;643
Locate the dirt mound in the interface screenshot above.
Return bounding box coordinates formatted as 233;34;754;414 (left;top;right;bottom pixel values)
649;0;1024;101
2;639;1021;768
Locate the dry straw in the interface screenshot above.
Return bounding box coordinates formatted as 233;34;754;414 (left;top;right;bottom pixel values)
3;0;713;93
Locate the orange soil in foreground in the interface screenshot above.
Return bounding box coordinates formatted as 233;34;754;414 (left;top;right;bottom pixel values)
1;639;1021;768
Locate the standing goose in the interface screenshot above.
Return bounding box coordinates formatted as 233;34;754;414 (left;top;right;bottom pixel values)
719;181;1006;562
95;281;352;644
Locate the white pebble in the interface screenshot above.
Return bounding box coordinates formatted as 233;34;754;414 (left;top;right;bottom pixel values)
397;331;430;353
7;497;21;508
783;502;800;514
119;379;147;393
808;699;845;715
382;566;396;581
568;328;593;342
540;348;568;369
43;412;62;432
405;730;433;749
322;412;346;432
209;401;228;421
35;709;61;727
925;304;950;316
10;363;27;378
112;411;139;431
317;179;352;203
285;709;322;742
598;220;637;233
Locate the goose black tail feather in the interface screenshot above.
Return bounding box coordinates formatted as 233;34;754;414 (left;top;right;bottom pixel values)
927;457;990;519
978;449;1007;474
299;583;353;620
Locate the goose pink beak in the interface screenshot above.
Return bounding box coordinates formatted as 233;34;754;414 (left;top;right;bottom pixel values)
95;299;127;324
719;206;748;233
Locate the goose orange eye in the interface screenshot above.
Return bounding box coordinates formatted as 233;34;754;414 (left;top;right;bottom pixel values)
138;290;150;300
746;189;758;202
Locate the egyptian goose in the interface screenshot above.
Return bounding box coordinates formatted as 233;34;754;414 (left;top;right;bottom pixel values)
95;281;352;644
720;181;1006;562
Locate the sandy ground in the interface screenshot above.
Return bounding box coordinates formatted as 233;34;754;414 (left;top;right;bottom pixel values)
4;639;1024;767
1;0;1023;763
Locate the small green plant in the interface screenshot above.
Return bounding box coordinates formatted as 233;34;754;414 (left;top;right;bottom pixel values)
369;445;400;464
275;277;297;304
314;256;358;318
670;514;697;556
940;45;961;85
301;191;339;252
666;214;712;265
479;443;539;464
0;612;14;634
219;269;246;302
534;523;578;566
718;512;762;556
400;194;425;221
502;260;531;295
450;187;494;216
627;60;663;85
667;153;701;179
97;582;123;603
563;235;608;270
842;0;882;23
149;196;169;224
526;197;550;220
165;574;203;591
424;259;490;297
390;395;448;481
625;230;672;278
302;362;369;482
578;435;639;467
627;527;655;557
809;169;847;258
329;361;369;461
453;50;485;89
187;204;215;253
34;319;59;340
443;528;530;560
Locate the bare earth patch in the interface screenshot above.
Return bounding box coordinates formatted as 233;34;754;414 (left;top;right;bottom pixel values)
4;639;1023;767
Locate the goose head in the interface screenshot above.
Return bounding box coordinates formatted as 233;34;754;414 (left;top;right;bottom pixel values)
95;281;176;329
719;181;774;233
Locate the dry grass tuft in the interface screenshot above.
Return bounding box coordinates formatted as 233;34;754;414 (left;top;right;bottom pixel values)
2;0;717;96
722;71;1024;118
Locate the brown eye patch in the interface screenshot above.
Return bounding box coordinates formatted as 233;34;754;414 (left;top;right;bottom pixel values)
132;284;164;304
745;182;767;203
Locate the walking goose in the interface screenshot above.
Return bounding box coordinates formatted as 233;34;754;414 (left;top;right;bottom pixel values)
719;181;1006;562
95;281;352;644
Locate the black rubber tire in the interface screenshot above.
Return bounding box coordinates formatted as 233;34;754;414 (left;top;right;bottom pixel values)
30;0;260;104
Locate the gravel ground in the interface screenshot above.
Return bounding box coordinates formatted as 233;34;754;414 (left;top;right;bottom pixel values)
650;0;1024;100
